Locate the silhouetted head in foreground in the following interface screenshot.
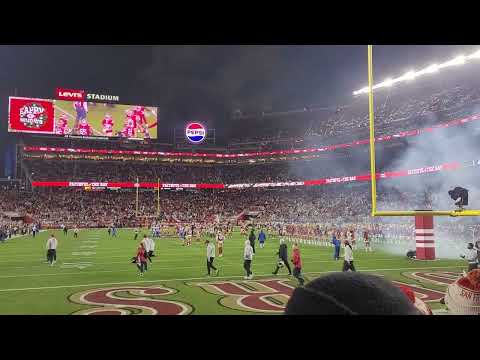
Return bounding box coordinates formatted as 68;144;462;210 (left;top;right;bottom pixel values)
285;272;421;315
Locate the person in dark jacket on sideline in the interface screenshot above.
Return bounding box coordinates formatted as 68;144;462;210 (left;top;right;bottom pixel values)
258;229;266;248
249;229;256;254
332;234;341;260
272;239;292;275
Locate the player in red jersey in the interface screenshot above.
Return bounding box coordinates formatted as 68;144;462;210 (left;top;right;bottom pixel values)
78;118;93;136
134;106;147;127
134;106;153;139
119;111;136;138
102;114;114;136
363;229;372;252
126;109;136;128
55;114;71;135
134;243;147;276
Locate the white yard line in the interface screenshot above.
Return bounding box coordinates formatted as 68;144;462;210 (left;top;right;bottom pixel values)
0;264;462;284
0;255;416;268
0;256;410;268
0;258;404;272
0;248;396;259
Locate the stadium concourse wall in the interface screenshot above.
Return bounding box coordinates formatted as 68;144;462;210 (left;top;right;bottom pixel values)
30;159;478;190
22;112;480;159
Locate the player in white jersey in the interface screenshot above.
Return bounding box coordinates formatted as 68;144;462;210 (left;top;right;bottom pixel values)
206;240;219;276
140;235;152;269
216;232;225;257
185;225;192;246
142;235;155;262
350;229;357;250
46;234;58;266
147;236;155;261
73;227;79;239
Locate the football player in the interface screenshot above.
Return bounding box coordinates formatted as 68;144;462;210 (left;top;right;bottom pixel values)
56;114;71;135
216;231;225;257
78;118;93;136
102;114;114;136
73;101;88;134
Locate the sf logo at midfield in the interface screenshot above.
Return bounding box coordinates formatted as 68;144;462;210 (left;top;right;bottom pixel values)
69;285;193;315
191;279;295;313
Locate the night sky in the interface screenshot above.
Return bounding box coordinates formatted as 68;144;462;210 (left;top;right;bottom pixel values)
1;45;478;146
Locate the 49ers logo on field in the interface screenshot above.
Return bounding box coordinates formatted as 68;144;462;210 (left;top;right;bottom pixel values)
69;285;193;315
190;279;295;313
19;102;48;128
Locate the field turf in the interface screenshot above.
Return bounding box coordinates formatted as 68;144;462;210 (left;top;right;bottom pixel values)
0;229;466;315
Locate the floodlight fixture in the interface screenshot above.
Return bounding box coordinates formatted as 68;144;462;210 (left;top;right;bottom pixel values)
353;48;480;96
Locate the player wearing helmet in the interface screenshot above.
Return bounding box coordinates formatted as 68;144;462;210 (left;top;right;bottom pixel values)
120;111;136;138
56;114;71;135
73;101;88;134
102;114;114;136
78;118;93;136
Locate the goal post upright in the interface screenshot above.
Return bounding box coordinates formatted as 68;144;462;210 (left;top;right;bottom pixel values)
367;44;480;218
135;176;139;217
157;178;161;218
368;45;377;216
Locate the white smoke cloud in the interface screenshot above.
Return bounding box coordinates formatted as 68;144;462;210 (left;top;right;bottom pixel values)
375;101;480;258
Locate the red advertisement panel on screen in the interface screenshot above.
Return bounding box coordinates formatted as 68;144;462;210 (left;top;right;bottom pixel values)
8;97;55;134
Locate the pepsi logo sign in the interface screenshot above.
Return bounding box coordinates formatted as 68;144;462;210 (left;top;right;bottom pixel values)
185;122;206;144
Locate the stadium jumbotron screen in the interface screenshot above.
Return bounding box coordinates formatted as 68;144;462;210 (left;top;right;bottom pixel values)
8;96;158;140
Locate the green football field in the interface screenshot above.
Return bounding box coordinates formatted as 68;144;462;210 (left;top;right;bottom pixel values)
0;229;466;315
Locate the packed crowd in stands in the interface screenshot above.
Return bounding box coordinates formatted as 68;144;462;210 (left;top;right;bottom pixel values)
1;183;479;248
310;84;480;138
24;151;407;184
24;158;361;183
